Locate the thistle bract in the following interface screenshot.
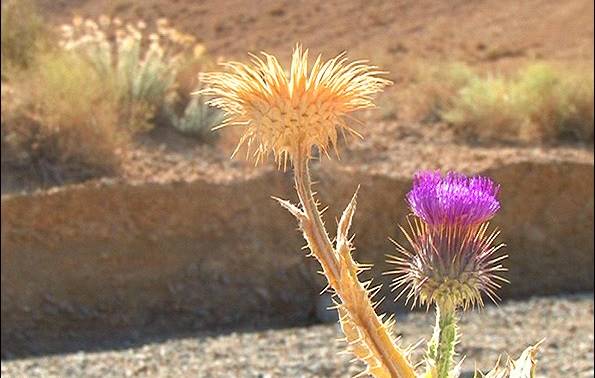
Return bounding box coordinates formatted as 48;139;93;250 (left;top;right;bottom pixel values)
390;171;508;312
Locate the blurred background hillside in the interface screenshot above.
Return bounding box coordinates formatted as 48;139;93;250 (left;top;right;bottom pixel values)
1;0;593;376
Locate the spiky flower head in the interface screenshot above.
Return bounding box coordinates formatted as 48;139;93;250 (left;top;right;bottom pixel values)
389;171;508;312
199;44;391;167
406;172;501;227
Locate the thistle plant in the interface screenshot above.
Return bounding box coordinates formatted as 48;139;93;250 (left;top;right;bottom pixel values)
388;172;509;377
201;45;543;378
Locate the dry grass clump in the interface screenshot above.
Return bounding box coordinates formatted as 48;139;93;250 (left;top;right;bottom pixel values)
59;16;213;134
416;62;594;144
514;63;594;143
0;0;45;78
411;63;476;122
2;11;222;187
443;72;527;143
1;52;125;182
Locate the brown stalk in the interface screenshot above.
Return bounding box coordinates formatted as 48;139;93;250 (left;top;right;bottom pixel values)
276;152;416;378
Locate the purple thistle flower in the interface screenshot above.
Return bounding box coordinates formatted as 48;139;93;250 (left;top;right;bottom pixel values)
406;171;500;227
388;171;508;311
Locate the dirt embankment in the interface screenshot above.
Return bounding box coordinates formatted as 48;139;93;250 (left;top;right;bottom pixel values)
2;152;593;357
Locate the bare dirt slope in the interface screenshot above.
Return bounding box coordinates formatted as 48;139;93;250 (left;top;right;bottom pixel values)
40;0;594;66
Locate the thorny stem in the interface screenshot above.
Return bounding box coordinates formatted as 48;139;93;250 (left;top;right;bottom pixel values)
293;154;340;281
432;304;458;378
426;312;440;364
292;152;416;378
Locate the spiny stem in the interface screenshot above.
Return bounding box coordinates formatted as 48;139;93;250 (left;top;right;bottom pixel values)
292;153;415;378
293;154;340;282
426;309;440;363
434;304;458;378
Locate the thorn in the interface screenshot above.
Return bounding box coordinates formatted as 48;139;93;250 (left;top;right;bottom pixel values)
272;196;306;220
337;187;360;242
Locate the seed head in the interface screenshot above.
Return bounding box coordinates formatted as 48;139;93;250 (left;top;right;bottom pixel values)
389;171;508;312
199;44;391;167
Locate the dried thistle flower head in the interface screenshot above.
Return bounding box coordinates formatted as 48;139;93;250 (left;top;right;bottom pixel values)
199;44;391;167
389;171;508;312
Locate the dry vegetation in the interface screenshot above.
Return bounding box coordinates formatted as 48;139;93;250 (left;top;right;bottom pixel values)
0;0;45;78
1;1;222;186
414;62;594;144
2;52;125;179
1;0;593;190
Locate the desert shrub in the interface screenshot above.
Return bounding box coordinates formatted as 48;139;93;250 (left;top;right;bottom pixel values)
164;88;224;139
515;63;594;142
429;62;595;144
0;0;45;78
59;17;203;133
161;45;223;139
443;74;526;142
561;72;595;141
412;62;476;122
1;51;125;181
503;63;594;142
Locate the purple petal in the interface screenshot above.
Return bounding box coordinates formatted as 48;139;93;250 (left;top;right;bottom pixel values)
406;171;500;226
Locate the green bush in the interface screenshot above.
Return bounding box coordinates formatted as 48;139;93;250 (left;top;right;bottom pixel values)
521;64;594;142
443;74;525;142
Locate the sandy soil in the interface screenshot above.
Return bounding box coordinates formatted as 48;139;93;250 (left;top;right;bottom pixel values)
40;0;594;65
2;294;593;377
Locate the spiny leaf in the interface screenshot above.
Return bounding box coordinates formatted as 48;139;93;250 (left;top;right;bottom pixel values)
272;196;306;221
337;186;360;244
479;340;543;378
337;305;392;378
508;340;543;378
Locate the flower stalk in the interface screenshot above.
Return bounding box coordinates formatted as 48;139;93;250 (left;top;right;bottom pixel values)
277;151;416;377
200;45;415;375
433;304;458;377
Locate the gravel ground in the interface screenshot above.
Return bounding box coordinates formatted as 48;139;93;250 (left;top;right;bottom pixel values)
2;294;593;378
